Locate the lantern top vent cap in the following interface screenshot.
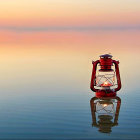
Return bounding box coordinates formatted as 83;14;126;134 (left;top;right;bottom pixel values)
100;54;112;59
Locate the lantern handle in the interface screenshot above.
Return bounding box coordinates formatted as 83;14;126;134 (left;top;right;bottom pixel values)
112;60;122;92
90;60;100;92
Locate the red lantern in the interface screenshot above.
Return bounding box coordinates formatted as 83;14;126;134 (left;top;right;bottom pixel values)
90;54;121;97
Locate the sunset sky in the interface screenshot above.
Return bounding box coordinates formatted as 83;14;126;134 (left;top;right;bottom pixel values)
0;0;139;46
0;1;139;65
0;0;140;29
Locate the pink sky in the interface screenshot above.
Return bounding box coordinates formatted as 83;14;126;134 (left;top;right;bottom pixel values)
0;0;139;55
0;0;140;27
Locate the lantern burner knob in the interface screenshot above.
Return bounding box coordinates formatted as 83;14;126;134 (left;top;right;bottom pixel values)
100;54;112;59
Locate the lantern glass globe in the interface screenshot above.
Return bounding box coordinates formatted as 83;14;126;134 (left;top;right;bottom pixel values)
95;71;116;90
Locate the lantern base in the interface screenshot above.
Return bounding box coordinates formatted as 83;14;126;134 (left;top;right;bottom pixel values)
95;90;116;98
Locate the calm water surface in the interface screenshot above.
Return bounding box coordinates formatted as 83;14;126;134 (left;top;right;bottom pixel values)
0;30;140;139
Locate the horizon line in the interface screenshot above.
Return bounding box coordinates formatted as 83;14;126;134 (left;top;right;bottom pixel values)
0;25;140;32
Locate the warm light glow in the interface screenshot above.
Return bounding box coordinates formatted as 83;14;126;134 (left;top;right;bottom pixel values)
103;104;108;107
104;82;109;86
102;81;112;87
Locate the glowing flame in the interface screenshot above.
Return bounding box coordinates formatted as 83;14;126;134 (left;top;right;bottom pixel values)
103;104;108;107
104;81;108;86
101;81;112;87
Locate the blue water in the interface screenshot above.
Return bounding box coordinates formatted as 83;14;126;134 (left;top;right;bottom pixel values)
0;79;140;139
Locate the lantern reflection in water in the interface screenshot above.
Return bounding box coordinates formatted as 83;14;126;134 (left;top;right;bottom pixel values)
90;96;121;133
